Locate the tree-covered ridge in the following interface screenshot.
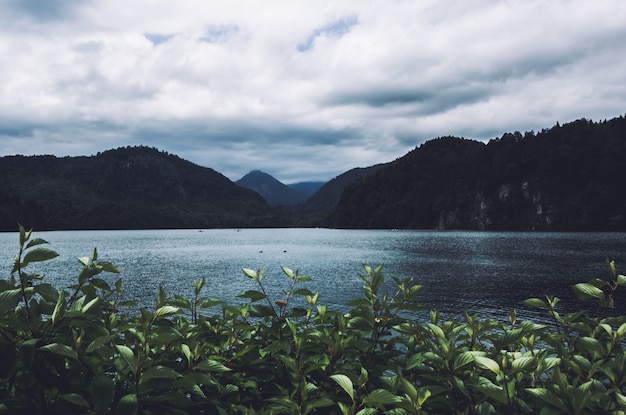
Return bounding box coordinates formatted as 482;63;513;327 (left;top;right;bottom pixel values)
1;116;625;231
0;146;282;231
330;116;626;231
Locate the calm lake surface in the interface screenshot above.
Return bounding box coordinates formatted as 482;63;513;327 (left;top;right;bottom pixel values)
1;228;625;322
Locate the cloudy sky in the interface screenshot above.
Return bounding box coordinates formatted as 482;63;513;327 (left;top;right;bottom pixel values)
1;1;625;183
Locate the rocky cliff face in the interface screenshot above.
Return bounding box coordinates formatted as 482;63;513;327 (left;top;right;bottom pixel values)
444;181;553;230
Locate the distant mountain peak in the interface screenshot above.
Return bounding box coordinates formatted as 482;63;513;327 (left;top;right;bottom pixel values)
236;170;308;206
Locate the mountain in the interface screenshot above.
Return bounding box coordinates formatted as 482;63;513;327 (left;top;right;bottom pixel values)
287;181;325;198
236;170;307;206
0;146;282;231
2;115;624;232
299;165;386;215
329;116;626;231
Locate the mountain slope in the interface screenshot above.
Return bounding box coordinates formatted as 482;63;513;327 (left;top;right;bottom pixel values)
236;170;307;206
288;181;325;198
330;116;626;231
298;164;386;215
0;146;278;231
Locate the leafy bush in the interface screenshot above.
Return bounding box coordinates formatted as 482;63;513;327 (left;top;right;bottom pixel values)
1;226;626;414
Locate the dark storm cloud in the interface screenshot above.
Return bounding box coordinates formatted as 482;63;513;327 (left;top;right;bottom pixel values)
0;1;625;183
326;83;494;118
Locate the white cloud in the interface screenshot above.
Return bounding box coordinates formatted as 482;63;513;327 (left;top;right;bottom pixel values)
0;0;625;183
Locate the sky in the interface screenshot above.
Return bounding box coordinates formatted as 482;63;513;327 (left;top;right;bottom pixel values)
1;1;625;184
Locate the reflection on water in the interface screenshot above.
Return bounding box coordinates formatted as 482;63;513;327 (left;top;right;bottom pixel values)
0;228;624;322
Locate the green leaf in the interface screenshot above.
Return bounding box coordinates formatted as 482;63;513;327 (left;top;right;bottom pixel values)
304;398;335;412
358;367;369;388
156;285;167;309
278;355;297;372
237;290;267;302
115;345;137;374
454;352;476;370
474;356;500;375
98;261;120;273
337;402;351;415
426;322;445;339
115;393;138;415
511;356;535;372
537;357;561;373
91;247;99;262
418;388;432;406
78;266;99;285
153;305;179;319
194;277;205;295
38;343;79;360
242;268;258;280
576;336;604;353
194;359;231;372
77;256;90;266
348;316;373;330
249;304;275;317
0;288;23;313
476;377;507;405
617;274;626;287
82;297;99;313
615;392;626;408
87;335;116;353
35;283;59;302
19;224;28;247
90;375;115;412
181;344;192;365
51;290;65;326
362;389;401;406
292;288;314;296
572;283;605;300
498;328;525;347
25;237;49;249
522;297;548;309
61;393;90;408
140;366;181;383
331;374;354;402
22;247;59;265
525;388;568;411
607;260;617;275
407;353;426;370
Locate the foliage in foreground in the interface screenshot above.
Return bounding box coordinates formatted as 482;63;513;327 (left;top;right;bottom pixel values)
1;226;626;414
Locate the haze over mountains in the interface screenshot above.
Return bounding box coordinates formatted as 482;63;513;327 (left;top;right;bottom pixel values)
1;115;625;232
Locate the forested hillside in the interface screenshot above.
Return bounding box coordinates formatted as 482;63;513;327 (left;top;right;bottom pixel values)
1;116;624;231
330;116;626;231
0;146;281;231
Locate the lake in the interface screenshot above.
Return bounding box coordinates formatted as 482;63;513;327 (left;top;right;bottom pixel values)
1;228;625;322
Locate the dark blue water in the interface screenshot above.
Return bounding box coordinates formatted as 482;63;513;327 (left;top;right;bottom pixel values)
1;229;625;322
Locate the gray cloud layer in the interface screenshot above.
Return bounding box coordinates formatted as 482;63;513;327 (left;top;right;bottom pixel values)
1;1;625;183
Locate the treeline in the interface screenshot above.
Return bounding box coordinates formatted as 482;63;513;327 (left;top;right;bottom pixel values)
0;146;285;231
1;116;625;231
330;116;626;231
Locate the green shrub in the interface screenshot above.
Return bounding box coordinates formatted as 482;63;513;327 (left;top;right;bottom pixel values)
1;225;626;414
